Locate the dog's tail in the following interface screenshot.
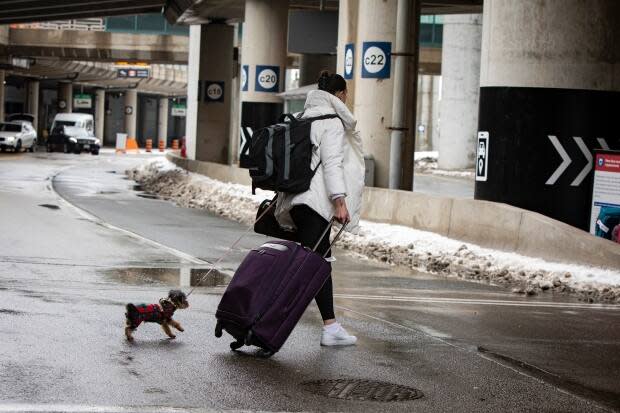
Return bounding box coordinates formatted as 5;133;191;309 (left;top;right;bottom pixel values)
125;303;139;320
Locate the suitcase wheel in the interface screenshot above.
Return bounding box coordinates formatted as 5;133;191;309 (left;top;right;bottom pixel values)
214;321;222;338
244;330;253;346
230;340;243;351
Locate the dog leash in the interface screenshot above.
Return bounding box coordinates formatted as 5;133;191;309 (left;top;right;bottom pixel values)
186;198;278;297
186;199;348;297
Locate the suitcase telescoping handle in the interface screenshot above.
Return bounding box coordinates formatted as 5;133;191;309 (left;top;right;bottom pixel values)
312;218;347;258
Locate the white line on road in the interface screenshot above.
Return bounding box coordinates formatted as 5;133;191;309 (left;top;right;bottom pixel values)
0;404;248;413
334;293;620;310
51;168;209;266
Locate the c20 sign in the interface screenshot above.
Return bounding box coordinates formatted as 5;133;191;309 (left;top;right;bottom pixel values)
361;42;391;79
255;65;280;93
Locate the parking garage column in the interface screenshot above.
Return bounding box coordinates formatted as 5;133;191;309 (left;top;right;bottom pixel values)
95;89;105;143
58;82;72;113
475;0;620;230
185;23;234;163
27;80;40;133
437;14;482;170
240;0;288;135
0;70;5;122
158;97;169;148
338;0;419;188
124;89;137;139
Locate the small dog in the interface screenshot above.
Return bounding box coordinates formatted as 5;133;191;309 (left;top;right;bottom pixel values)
125;290;189;341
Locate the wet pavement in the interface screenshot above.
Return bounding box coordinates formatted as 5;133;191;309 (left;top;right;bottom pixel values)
0;150;619;412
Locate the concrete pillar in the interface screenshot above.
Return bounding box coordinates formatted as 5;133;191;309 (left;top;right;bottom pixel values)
0;70;5;122
27;80;40;132
337;0;419;188
475;0;620;230
95;89;105;142
416;74;433;151
185;23;234;163
240;0;288;132
58;82;72;113
431;75;441;150
437;14;482;170
298;54;337;87
124;89;137;139
158;97;169;147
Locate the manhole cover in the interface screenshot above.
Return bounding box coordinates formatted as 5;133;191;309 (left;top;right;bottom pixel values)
301;379;423;402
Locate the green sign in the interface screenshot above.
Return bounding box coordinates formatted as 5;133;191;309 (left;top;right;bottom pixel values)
74;93;92;109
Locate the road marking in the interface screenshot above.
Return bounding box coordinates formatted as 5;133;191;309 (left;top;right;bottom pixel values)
51;169;209;266
0;404;238;413
334;293;620;310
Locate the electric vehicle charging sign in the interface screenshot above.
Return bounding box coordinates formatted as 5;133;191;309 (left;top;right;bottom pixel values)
344;43;354;79
361;42;391;79
205;81;224;102
255;65;280;92
241;65;248;91
476;132;489;182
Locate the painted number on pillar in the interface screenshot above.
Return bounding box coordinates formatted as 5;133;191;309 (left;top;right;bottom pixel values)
344;43;354;79
361;42;391;79
476;132;489;182
241;65;249;91
205;81;225;103
255;65;280;93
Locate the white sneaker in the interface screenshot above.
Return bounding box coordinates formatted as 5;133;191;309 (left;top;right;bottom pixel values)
320;324;357;347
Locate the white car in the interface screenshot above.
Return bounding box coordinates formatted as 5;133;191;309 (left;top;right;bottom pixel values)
0;121;38;152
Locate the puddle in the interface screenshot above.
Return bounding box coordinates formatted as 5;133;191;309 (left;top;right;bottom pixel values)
107;170;117;174
98;191;120;195
38;204;60;210
102;267;230;287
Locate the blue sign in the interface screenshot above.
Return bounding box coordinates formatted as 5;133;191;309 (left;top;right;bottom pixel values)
204;81;224;103
241;65;249;92
361;42;391;79
255;65;280;93
344;43;354;79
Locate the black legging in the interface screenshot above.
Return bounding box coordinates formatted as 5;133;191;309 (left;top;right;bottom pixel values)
289;204;335;321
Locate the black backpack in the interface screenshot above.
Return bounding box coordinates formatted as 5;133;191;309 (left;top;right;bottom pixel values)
248;113;339;194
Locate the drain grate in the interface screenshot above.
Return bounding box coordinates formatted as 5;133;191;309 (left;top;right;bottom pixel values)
302;379;423;402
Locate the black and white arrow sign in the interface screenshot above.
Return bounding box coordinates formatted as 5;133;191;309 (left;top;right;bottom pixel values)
546;136;610;186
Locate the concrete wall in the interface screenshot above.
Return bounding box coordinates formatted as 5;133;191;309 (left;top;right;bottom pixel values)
166;153;620;271
8;28;188;63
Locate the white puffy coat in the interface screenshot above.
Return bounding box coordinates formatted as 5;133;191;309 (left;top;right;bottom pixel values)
275;89;365;233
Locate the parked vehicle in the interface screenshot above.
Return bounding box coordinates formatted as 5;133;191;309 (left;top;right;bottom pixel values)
47;113;100;155
0;121;38;152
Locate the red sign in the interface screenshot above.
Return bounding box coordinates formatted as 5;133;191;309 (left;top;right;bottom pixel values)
595;153;620;172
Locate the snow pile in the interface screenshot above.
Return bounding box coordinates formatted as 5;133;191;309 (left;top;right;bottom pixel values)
414;151;475;179
128;159;620;304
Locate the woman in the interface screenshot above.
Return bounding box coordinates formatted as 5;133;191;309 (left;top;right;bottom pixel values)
276;71;365;346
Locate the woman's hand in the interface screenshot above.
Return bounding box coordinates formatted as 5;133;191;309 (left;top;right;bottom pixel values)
333;197;350;224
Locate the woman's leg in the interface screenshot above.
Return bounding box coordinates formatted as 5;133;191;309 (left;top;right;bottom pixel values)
289;205;335;323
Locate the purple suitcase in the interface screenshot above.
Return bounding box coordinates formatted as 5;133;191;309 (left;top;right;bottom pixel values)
214;223;345;357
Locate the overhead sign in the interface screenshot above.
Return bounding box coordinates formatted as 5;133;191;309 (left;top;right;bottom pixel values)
117;68;150;78
241;65;249;92
344;43;354;79
205;81;224;102
589;151;620;242
361;41;391;79
73;93;92;109
476;132;489;182
255;65;280;93
171;103;186;117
